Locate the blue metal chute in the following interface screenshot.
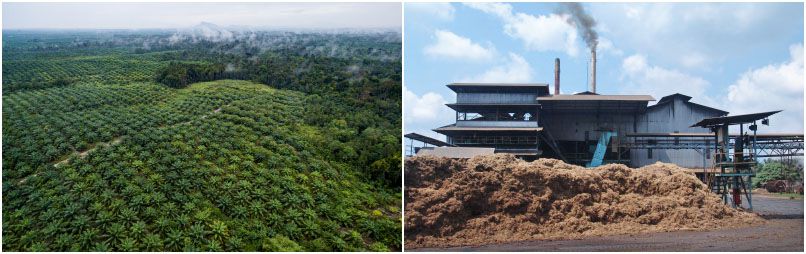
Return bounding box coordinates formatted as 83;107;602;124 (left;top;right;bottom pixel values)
587;131;617;167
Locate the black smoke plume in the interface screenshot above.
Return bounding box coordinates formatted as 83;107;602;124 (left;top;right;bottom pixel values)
558;3;598;50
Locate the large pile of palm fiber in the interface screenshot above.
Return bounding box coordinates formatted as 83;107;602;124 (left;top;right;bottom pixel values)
405;154;763;248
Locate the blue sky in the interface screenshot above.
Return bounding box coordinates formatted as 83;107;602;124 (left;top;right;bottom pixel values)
404;2;804;139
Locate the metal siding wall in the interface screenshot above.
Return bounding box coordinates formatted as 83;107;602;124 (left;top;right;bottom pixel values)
542;112;636;141
457;93;538;104
630;98;723;168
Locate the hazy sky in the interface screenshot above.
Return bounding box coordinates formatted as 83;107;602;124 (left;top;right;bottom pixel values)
2;2;401;29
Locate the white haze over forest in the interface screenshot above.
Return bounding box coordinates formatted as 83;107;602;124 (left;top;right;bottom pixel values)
2;2;401;30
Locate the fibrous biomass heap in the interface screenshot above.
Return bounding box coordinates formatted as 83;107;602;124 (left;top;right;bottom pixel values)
404;154;763;248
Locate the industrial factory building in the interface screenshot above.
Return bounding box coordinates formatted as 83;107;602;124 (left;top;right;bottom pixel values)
408;58;802;172
405;56;803;211
429;82;727;169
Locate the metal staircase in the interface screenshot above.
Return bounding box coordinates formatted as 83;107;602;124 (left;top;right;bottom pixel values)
539;129;567;162
587;131;617;167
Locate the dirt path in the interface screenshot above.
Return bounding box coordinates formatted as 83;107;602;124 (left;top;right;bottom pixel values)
409;195;803;252
15;103;233;185
52;137;123;168
51;106;225;169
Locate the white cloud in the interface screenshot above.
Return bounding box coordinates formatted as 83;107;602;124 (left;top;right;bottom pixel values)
404;87;456;141
462;53;533;83
465;2;579;56
597;37;623;57
404;86;453;124
622;54;647;73
680;52;709;70
625;7;641;19
591;3;802;72
620;54;716;106
424;30;495;61
725;44;804;132
505;13;579;56
620;45;805;134
406;2;455;21
463;2;512;19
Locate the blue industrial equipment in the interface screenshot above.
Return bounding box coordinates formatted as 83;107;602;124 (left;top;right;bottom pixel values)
587;131;616;167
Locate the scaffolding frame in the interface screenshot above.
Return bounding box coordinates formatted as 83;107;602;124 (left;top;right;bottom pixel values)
691;110;783;210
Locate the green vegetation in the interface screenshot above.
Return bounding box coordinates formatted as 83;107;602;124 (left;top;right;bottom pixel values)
3;29;401;251
772;192;804;199
155;62;225;88
753;159;803;188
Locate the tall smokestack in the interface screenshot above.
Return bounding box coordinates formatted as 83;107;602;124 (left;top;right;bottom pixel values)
558;3;599;94
589;49;596;93
554;58;560;95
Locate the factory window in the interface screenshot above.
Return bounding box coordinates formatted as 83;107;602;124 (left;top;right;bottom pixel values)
456;109;537;121
648;149;653;159
452;136;538;145
465;113;483;120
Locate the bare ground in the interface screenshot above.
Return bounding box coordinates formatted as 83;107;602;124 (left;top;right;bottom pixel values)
408;195;804;252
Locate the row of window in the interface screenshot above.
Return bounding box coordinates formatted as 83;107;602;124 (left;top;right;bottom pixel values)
451;136;539;145
456;111;536;121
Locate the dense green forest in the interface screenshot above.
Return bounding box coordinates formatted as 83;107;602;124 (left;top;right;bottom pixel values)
2;27;401;251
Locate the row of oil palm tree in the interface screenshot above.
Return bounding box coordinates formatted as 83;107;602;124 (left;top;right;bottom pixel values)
3;80;400;251
2;82;276;180
2;56;163;92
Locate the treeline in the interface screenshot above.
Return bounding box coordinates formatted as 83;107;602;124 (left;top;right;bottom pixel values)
154;62;226;88
148;40;402;189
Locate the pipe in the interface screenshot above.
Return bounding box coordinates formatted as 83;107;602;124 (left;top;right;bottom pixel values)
590;49;597;93
554;58;560;95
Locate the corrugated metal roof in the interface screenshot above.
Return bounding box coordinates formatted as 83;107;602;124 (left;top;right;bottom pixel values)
404;133;455;147
538;94;655;101
434;125;543;132
446;103;538;106
691;110;782;127
415;147;495;158
449;83;549;87
445;103;539;110
656;93;692;104
650;93;728;115
447;83;550;94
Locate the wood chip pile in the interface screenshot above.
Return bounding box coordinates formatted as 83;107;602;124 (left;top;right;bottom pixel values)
405;154;763;248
